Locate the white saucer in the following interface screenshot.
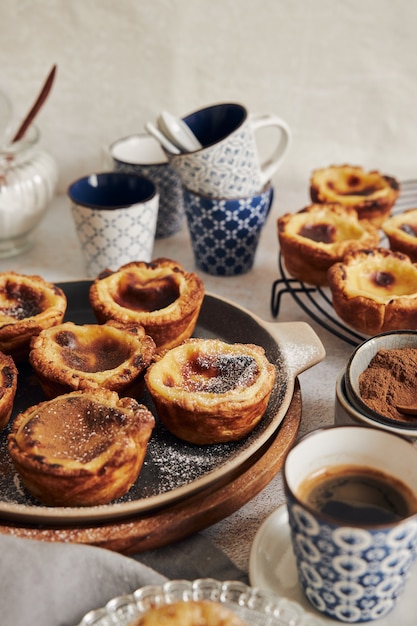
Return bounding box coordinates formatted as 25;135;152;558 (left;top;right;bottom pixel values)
249;504;417;626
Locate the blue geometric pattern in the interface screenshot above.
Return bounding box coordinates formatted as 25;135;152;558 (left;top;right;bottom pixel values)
71;200;158;278
169;125;264;198
287;499;417;622
113;161;184;238
184;186;273;276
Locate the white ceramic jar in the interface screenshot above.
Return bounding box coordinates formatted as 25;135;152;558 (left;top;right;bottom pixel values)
0;125;57;257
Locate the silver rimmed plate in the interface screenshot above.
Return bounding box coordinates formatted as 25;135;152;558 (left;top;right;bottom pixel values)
0;283;324;524
76;578;325;626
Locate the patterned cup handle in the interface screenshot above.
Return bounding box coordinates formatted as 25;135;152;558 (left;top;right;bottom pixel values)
250;113;292;186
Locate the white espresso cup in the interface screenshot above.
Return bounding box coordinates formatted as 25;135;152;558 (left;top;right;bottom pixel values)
164;102;291;198
68;172;159;278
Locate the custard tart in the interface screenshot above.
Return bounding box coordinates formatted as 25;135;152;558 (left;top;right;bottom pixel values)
310;164;400;227
8;389;155;506
89;258;205;353
145;338;276;445
29;320;155;399
131;600;248;626
382;208;417;262
327;247;417;335
277;203;379;285
0;351;18;430
0;272;67;362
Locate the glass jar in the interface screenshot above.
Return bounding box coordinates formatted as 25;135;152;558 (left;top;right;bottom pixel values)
0;125;58;257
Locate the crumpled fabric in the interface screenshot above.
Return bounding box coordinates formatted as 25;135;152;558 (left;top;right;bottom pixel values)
0;532;247;626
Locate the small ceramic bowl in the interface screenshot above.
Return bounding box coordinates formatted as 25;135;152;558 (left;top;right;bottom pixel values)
335;371;417;441
344;330;417;433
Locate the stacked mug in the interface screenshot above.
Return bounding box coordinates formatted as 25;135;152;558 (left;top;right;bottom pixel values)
164;102;291;276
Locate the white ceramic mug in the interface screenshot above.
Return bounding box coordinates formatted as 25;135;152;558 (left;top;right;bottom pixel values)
164;102;291;198
284;425;417;622
110;134;184;238
68;172;159;278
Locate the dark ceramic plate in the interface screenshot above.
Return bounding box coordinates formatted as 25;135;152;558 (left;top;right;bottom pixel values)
0;282;324;524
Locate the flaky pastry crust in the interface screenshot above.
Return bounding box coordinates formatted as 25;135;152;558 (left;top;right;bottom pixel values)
8;389;155;506
0;351;18;430
277;203;380;285
0;272;67;362
29;320;155;399
89;258;205;353
131;600;248;626
310;164;400;227
327;247;417;335
382;208;417;262
145;338;276;445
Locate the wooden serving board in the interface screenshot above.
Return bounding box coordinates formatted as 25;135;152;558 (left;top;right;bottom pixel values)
0;381;301;555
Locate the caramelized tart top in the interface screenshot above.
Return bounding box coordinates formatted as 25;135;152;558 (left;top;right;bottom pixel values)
8;389;155;472
89;258;204;323
146;338;275;406
328;248;417;303
0;272;66;325
278;203;379;249
29;320;156;394
310;165;399;206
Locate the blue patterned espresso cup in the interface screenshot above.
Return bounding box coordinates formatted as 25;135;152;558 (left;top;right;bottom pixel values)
284;426;417;623
166;103;290;198
68;172;159;278
183;185;273;276
110;133;184;238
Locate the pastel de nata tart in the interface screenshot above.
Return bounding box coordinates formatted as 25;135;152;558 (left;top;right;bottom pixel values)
0;351;18;430
327;247;417;335
382;208;417;262
310;164;400;227
0;272;67;362
145;338;276;445
131;600;248;626
29;320;155;399
277;203;379;286
89;258;205;353
8;389;155;507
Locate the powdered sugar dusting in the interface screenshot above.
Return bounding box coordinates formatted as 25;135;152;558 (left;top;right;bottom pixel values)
0;288;289;516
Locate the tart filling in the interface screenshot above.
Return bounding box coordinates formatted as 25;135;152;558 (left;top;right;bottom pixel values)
132;600;248;626
327;248;417;335
310;165;399;227
8;389;155;506
382;208;417;262
0;351;18;430
145;338;276;444
277;203;379;285
89;258;205;352
0;272;67;361
29;320;155;398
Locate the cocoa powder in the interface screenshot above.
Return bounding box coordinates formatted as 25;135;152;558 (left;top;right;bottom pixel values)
358;347;417;423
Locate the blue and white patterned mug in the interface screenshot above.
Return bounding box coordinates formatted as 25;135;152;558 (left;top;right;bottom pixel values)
284;426;417;623
166;103;290;198
183;185;273;276
110;133;184;238
68;172;159;278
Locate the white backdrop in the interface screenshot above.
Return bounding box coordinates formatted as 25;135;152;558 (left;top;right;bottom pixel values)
1;0;416;214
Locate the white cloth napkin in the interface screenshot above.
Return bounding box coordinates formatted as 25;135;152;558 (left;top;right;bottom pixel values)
0;532;248;626
0;535;166;626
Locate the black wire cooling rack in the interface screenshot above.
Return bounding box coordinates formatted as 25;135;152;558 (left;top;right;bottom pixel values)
270;179;417;346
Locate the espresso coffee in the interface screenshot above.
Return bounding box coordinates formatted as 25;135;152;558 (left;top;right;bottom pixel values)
297;464;417;524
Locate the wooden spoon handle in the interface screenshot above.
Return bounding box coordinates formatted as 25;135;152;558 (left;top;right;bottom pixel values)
396;404;417;416
11;64;57;143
